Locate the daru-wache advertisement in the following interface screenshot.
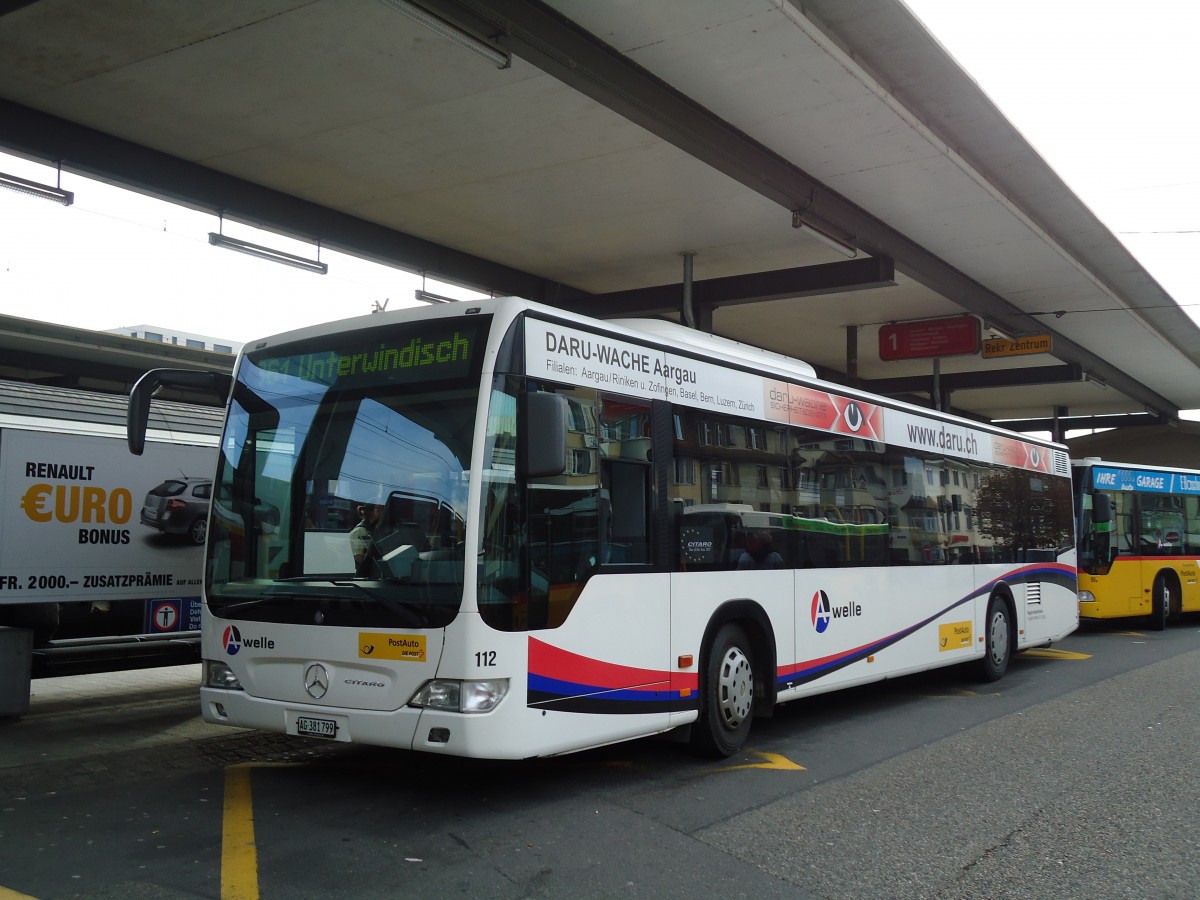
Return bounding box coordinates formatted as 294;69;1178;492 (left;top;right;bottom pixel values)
0;428;217;607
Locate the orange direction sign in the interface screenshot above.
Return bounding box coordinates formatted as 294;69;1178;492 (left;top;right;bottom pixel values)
982;334;1053;359
879;316;980;361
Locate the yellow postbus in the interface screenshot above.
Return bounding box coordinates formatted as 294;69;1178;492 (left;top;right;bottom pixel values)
1073;458;1200;629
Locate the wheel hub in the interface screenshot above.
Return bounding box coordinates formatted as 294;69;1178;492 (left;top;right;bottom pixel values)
717;646;753;729
988;611;1008;664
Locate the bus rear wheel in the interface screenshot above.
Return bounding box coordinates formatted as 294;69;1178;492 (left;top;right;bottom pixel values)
691;623;754;757
978;595;1011;682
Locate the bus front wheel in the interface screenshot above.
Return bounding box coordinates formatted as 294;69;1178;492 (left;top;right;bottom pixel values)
691;623;755;757
1149;573;1176;631
978;595;1012;682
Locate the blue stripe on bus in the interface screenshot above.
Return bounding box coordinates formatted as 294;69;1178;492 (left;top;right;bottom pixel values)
527;673;671;703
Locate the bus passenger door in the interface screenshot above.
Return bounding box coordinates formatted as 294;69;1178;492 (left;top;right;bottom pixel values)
524;391;672;745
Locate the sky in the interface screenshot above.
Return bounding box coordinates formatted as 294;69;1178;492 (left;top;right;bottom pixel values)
904;0;1200;326
2;1;1199;355
0;159;482;346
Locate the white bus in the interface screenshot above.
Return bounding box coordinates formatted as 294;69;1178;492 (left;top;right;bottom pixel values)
128;298;1078;758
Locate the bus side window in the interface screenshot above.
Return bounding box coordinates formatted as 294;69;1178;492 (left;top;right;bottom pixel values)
679;514;729;571
795;534;817;569
604;459;650;565
1109;491;1135;555
1188;497;1200;555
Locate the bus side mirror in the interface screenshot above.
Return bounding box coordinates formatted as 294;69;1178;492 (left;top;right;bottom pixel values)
522;392;568;478
128;368;232;455
1092;492;1112;529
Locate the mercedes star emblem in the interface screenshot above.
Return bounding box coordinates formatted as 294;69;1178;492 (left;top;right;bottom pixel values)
303;662;330;699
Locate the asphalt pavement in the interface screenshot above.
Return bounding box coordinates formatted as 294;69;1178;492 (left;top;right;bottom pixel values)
0;664;331;800
4;637;1200;898
2;665;205;767
700;642;1200;898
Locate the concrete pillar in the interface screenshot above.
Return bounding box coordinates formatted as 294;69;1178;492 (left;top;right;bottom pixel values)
0;627;33;718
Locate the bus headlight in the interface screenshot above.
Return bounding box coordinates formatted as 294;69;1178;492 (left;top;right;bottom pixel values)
1077;590;1096;605
203;659;244;691
409;678;508;713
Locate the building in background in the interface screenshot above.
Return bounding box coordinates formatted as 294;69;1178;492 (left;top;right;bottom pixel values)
112;324;240;355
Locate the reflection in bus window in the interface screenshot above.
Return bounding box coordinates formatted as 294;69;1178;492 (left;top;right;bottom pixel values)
478;382;604;631
669;409;1072;567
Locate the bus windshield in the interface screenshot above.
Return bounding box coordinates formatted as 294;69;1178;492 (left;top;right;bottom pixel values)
205;316;490;628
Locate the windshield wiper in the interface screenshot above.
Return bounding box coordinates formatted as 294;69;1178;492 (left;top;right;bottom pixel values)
215;578;427;627
216;592;313;615
273;577;426;626
330;579;426;627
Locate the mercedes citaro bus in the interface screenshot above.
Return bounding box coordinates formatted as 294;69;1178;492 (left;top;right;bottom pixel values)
1074;457;1200;629
128;298;1078;759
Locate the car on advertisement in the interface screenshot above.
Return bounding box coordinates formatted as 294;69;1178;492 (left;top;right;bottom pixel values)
140;476;213;545
141;477;281;546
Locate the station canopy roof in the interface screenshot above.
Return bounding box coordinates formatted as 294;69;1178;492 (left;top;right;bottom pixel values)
1;0;1197;432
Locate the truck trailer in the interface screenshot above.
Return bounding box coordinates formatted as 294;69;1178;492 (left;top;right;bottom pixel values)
0;379;220;713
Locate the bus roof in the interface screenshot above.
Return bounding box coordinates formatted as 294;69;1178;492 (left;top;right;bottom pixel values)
238;296;1069;463
610;317;817;378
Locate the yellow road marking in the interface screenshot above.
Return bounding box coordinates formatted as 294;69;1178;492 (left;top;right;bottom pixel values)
0;885;39;899
1023;648;1091;660
725;750;806;771
222;762;306;900
222;765;259;900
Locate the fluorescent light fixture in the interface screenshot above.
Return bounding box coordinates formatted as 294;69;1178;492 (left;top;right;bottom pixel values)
415;289;459;304
791;211;857;259
0;170;73;205
208;232;328;274
379;0;511;68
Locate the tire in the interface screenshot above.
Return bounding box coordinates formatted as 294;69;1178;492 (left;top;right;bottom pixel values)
978;595;1012;682
188;516;208;546
1149;573;1173;631
691;623;755;757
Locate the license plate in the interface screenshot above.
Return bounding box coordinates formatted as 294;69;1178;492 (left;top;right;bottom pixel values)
296;715;337;738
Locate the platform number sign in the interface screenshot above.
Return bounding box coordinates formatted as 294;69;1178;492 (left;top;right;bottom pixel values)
879;316;980;361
